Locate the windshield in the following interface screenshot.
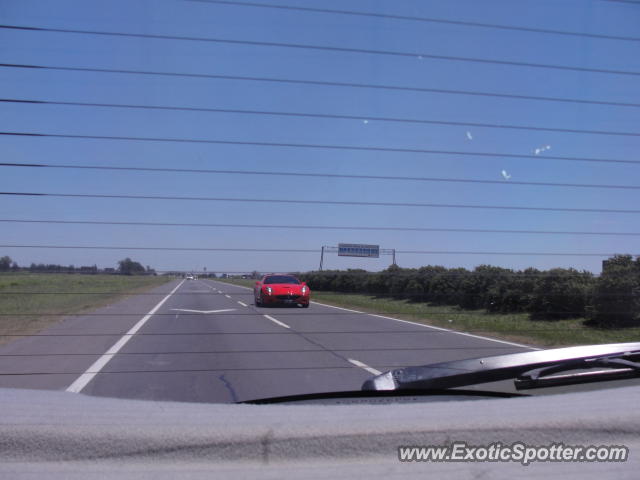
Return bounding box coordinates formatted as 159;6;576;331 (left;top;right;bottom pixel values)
0;0;639;409
263;275;300;285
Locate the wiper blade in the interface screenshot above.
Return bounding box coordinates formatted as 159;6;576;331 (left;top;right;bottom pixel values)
362;342;640;391
515;356;640;390
240;388;524;404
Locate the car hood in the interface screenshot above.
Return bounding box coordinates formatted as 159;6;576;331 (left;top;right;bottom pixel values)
2;385;640;478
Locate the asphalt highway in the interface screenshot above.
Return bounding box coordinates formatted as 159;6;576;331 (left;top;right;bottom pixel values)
0;279;532;403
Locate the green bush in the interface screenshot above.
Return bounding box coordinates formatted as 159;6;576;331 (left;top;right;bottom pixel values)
300;256;638;326
590;255;640;327
527;269;593;320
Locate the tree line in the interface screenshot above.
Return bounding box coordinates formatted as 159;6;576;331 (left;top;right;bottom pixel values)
299;254;640;328
0;256;155;276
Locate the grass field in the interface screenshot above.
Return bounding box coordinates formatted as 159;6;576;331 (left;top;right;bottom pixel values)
218;278;640;348
0;273;172;345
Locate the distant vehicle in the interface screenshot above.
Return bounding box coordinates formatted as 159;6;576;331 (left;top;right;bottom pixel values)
254;274;310;308
185;274;194;280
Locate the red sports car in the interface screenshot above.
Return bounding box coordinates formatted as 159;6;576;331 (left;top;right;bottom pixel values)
254;274;310;308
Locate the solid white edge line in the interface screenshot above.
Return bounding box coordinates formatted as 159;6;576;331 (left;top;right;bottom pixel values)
66;280;186;393
348;358;382;376
207;281;536;350
263;314;290;329
238;301;248;307
311;300;540;350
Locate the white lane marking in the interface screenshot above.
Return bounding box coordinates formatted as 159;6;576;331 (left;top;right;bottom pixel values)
310;301;361;314
202;280;254;305
170;308;236;314
66;280;185;393
311;300;539;350
264;314;290;329
207;280;537;350
197;281;219;293
208;281;534;348
348;358;382;375
212;281;251;290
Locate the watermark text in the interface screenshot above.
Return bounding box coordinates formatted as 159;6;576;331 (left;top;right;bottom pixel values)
398;442;629;466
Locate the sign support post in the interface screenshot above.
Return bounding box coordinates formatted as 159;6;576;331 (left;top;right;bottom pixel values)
318;244;396;270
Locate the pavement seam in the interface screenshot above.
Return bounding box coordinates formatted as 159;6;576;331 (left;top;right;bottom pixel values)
65;280;185;393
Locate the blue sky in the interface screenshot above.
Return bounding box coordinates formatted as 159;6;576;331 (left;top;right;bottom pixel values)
1;0;639;274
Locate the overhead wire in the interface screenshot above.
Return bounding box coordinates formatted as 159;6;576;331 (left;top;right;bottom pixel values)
3;98;639;137
2;163;640;190
1;191;639;214
0;3;637;379
1;132;638;165
2;24;639;76
0;244;635;256
2;63;639;110
1;218;638;235
188;0;640;43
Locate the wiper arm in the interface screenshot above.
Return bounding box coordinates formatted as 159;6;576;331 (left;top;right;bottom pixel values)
362;342;640;392
515;356;640;390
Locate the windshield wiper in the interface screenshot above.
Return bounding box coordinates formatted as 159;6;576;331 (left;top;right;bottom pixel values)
362;342;640;391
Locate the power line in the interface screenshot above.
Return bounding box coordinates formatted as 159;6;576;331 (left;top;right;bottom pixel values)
1;271;613;277
1;132;638;165
0;244;633;256
188;0;640;43
0;284;588;291
0;272;613;278
603;0;640;4
2;24;638;77
1;218;638;236
0;310;603;316
3;63;639;109
0;366;379;375
1;191;639;214
2;163;640;190
3;98;639;138
0;329;621;337
0;274;613;279
5;290;632;294
0;345;525;357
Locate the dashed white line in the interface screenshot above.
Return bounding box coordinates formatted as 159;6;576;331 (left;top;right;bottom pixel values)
208;280;535;350
225;294;231;299
348;358;382;375
213;282;251;290
263;314;290;329
66;280;186;394
237;301;248;307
